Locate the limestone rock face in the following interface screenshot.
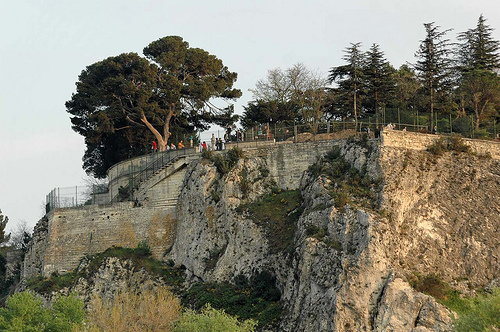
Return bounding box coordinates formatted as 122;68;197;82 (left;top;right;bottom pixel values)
40;257;165;304
166;156;276;282
166;140;497;331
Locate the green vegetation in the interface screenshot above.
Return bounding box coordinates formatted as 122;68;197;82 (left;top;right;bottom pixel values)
241;189;302;253
410;273;500;331
427;136;471;156
0;291;85;332
176;304;257;332
203;147;244;175
26;244;185;294
309;146;381;211
451;288;500;332
1;287;256;332
182;271;281;329
67;36;241;178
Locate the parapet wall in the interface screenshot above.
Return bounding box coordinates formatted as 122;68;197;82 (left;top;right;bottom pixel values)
382;130;500;159
246;140;342;190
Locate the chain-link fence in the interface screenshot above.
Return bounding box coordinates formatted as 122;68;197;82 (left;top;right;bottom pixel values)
45;185;108;213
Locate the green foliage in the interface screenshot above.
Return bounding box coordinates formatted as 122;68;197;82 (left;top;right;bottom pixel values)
182;271;281;329
310;146;381;211
0;210;10;244
427;136;471;156
203;245;226;272
363;44;396;116
67;36;241;177
26;245;185;294
243;189;302;254
452;288;500;332
0;291;85;332
201;149;213;160
305;225;326;240
174;304;257;332
457;15;500;72
411;274;450;299
208;147;244;175
117;185;130;201
414;22;453;127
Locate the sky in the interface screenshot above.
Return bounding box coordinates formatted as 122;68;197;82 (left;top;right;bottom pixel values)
1;0;499;231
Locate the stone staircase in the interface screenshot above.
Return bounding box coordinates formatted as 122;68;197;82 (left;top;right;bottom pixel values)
132;155;196;209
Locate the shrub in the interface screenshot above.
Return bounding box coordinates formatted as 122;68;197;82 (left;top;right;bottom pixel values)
174;304;257;332
427;136;471;156
87;286;181;332
310;146;381;211
182;271;282;329
26;244;185;294
209;147;244;175
201;149;213;160
0;291;85;332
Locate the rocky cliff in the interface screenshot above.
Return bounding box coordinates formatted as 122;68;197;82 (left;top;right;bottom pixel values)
22;133;500;331
164;135;499;331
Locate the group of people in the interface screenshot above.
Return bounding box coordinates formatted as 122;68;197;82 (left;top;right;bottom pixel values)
151;140;185;152
202;133;224;151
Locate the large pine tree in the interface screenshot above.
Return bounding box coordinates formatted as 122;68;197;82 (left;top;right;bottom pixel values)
457;14;500;73
363;44;395;118
414;23;453;128
329;42;366;131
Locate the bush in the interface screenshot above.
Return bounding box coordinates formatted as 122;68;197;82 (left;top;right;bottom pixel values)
174;304;257;332
87;286;181;332
0;291;85;332
310;147;381;211
182;271;282;328
427;136;471;156
26;244;185;294
208;147;244;174
243;190;302;254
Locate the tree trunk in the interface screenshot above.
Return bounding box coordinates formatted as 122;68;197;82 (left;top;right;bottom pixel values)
354;86;358;136
430;81;434;129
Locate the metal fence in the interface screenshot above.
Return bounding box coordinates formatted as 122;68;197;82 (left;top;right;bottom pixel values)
107;147;197;203
45;117;499;212
45;185;107;213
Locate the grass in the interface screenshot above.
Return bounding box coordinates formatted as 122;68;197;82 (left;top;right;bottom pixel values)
241;189;302;254
409;273;500;331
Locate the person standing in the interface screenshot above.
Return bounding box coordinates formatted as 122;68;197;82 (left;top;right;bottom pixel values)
374;126;381;138
151;141;157;153
178;140;185;149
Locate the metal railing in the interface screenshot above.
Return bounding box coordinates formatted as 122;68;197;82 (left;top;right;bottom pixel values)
46;117;499;212
45;185;107;213
109;147;197;203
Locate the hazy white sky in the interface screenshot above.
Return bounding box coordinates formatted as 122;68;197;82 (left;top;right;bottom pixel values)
1;0;499;230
